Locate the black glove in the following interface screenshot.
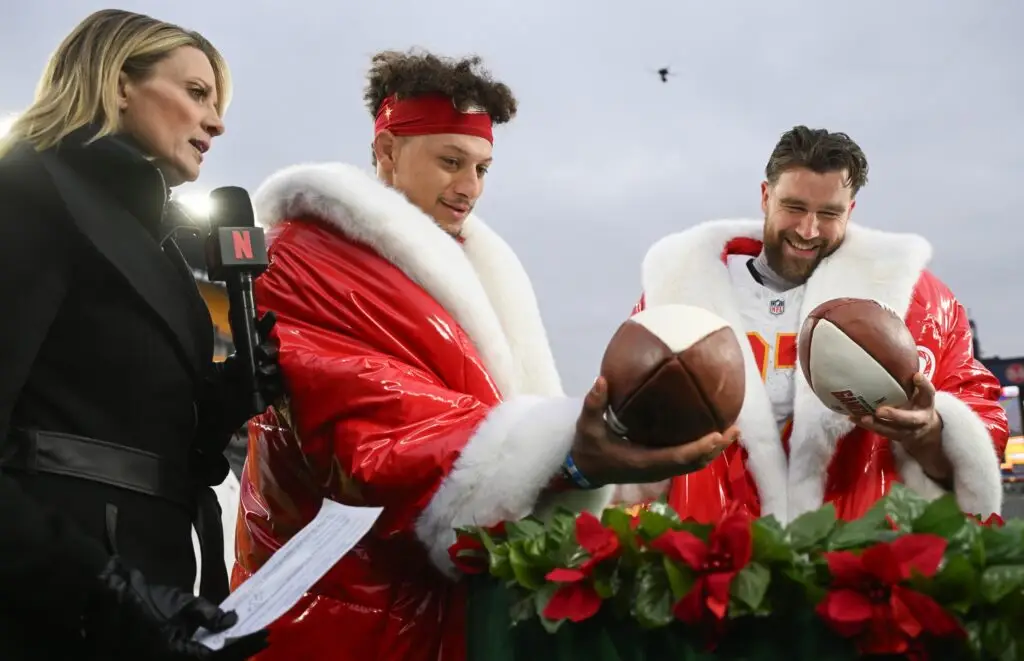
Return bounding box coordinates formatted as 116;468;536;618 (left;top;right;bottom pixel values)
194;311;283;463
84;556;269;660
221;310;284;427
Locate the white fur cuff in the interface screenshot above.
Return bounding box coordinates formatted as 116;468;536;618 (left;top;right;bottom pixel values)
610;481;670;506
896;391;1003;517
414;395;582;577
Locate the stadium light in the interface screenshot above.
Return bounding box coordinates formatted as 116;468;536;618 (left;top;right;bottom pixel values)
173;190;214;221
0;113;17;139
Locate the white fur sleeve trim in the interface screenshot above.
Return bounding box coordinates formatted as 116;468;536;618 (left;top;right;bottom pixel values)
895;391;1003;517
610;481;670;506
415;395;583;577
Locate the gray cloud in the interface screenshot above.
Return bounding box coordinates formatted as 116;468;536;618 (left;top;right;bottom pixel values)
3;0;1021;391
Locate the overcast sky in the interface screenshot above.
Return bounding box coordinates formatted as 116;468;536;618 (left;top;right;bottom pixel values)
4;1;1022;392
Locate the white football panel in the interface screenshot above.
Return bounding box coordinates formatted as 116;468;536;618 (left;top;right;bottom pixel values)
807;319;909;415
630;304;730;354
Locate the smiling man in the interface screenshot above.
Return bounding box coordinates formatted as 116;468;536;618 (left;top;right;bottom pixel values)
626;125;1008;525
229;49;665;661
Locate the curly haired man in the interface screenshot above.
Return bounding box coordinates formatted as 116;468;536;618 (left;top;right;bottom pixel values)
230;49;731;661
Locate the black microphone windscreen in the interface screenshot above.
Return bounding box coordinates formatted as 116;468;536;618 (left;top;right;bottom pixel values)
209;186;256;228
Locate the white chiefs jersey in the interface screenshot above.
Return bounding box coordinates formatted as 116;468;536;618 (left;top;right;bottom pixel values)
726;255;806;429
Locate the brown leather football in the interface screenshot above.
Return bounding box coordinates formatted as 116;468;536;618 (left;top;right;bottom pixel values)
599;304;746;447
798;297;918;416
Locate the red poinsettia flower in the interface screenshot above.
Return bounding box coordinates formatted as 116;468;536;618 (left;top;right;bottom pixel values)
485;520;509;536
448;533;488;574
649;505;753;626
446;520;509;574
971;512;1005;527
542;512;621;622
542;568;603;622
817;534;964;656
575;511;621;571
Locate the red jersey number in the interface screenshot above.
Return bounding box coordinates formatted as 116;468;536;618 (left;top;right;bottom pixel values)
747;332;797;382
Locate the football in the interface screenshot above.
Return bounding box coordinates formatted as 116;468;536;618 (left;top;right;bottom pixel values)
798;297;919;417
599;304;746;447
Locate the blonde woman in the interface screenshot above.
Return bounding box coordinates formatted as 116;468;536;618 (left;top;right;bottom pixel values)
0;10;272;660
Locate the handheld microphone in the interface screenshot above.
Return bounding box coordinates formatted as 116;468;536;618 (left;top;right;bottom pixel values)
205;186;270;414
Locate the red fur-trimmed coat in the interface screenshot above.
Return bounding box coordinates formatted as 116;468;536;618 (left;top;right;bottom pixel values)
622;220;1007;525
230;163;613;661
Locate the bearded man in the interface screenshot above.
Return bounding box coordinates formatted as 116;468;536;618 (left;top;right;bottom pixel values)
627;125;1007;525
230;49;737;661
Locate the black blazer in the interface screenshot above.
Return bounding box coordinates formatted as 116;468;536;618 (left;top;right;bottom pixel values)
0;131;235;658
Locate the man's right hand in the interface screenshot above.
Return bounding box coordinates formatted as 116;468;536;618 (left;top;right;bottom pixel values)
569;376;740;487
84;556;269;660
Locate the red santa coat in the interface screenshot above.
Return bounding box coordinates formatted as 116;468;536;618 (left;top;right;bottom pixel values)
626;219;1007;525
230;163;613;661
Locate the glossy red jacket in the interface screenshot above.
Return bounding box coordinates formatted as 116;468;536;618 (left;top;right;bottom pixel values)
230;162;612;661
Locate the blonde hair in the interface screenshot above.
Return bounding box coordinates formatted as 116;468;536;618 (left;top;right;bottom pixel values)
0;9;231;158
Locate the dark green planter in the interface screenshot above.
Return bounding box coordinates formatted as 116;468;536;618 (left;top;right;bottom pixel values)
465;576;977;661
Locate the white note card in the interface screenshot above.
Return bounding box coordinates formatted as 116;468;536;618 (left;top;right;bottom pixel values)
193;498;384;651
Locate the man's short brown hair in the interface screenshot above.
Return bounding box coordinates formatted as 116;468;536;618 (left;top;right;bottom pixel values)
765;126;869;196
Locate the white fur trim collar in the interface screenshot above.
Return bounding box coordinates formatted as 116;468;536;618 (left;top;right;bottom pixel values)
642;219;933;522
252;162;562;398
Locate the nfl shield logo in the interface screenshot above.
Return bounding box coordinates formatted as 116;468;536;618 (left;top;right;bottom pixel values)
769;298;785;316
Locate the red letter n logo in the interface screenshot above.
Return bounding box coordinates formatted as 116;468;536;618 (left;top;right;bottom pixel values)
232;230;253;260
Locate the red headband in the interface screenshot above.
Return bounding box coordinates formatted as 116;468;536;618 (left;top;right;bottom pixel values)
374;94;494;143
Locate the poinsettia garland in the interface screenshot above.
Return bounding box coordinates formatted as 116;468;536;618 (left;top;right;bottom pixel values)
450;484;1024;660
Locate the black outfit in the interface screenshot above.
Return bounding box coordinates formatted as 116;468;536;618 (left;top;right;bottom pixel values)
0;130;261;659
225;428;249;478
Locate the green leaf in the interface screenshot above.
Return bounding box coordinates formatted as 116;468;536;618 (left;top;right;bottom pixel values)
563;544;590;570
522;536;550;564
508;591;537;624
922;554;980;614
785;504;837;551
546;513;583;567
545;509;577;543
663;555;696;600
591;564;622;600
532;583;565;633
730;562;771;613
756;515;784;533
911;493;968;537
980;565;1024;604
980;618;1019;661
752;517;794;563
508;545;545;590
980;524;1024;565
477;528;499;553
635;501;682;542
827;500;889;550
943;516;984;559
630;561;674;629
505;518;546;542
602;507;637;546
488;545;514;581
1005;518;1024;537
881;483;928;530
964;621;985;659
781;558;827;604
